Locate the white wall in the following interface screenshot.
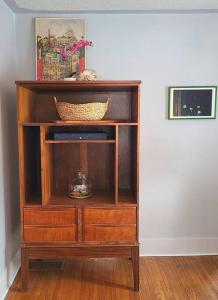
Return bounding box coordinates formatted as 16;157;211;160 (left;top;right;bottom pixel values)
15;13;218;255
0;1;20;299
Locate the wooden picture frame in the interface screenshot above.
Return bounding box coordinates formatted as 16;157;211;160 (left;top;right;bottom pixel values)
168;86;217;119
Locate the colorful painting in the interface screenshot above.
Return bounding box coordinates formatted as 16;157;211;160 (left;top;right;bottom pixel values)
36;18;85;80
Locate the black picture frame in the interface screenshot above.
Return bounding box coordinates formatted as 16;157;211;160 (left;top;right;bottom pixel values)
168;86;217;119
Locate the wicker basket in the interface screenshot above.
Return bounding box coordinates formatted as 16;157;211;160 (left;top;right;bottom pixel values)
54;97;109;121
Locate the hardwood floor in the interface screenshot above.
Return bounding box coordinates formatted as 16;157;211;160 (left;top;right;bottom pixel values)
5;256;218;300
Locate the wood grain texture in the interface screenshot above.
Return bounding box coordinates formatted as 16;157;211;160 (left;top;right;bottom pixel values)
115;125;119;203
20;248;28;291
84;225;136;242
16;80;141;291
84;207;136;225
77;208;83;242
46;190;136;207
80;143;88;173
24;208;76;225
87;144;114;191
40;126;52;205
35;91;134;123
24;226;77;242
22;121;138;126
6;256;218;299
20;246;133;259
16;81;141;124
17;86;36;123
131;245;139;291
52;143;80;194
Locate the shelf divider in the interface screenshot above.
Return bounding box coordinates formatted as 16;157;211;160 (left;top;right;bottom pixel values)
40;126;52;206
115;125;119;204
40;126;46;206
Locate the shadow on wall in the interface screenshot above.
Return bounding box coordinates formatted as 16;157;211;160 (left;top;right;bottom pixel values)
0;80;20;285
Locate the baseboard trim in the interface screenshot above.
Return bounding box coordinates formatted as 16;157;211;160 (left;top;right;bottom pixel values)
0;248;20;300
140;238;218;256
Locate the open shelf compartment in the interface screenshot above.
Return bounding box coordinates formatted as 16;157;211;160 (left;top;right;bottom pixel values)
118;126;138;205
20;126;42;205
44;125;115;143
17;83;139;123
42;141;115;206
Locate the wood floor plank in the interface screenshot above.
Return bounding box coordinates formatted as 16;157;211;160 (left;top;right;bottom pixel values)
5;256;218;300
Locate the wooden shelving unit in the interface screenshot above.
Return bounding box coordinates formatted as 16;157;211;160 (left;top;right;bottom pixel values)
16;80;140;291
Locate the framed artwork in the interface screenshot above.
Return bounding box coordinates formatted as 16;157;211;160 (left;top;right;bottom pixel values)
168;86;217;119
36;18;85;80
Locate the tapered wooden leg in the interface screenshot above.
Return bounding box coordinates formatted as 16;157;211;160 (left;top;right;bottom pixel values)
21;248;29;291
131;246;139;291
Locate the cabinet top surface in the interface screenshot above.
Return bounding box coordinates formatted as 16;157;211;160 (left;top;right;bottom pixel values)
15;80;141;87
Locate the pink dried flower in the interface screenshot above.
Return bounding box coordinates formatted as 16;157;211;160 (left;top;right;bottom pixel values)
60;39;93;59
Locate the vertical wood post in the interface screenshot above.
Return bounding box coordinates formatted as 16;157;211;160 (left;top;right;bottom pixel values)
21;247;29;291
115;126;119;204
131;246;139;291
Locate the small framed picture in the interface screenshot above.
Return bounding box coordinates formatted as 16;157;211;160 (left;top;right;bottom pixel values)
168;86;217;119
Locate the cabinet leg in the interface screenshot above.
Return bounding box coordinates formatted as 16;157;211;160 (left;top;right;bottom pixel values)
21;248;29;291
131;246;139;291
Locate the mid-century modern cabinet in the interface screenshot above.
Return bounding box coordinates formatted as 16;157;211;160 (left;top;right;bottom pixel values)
16;80;140;290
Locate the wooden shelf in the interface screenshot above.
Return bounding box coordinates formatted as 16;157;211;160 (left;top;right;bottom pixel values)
15;80;141;91
119;190;137;205
21;122;139;127
47;190;114;207
25;195;42;206
46;190;136;207
45;139;115;144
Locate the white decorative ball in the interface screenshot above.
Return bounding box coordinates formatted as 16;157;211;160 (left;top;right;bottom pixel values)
78;69;97;81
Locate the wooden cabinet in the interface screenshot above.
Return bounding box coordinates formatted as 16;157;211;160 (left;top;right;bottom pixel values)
16;80;140;291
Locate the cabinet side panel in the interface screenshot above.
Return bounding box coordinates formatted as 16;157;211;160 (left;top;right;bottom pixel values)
131;87;140;122
131;126;139;203
17;86;36;123
17;125;25;240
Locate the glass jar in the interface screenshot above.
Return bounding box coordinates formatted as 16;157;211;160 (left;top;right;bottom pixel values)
69;171;92;199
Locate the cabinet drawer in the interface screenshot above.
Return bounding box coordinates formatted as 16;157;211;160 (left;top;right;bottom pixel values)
84;225;136;242
24;226;77;242
24;209;76;225
84;208;136;225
